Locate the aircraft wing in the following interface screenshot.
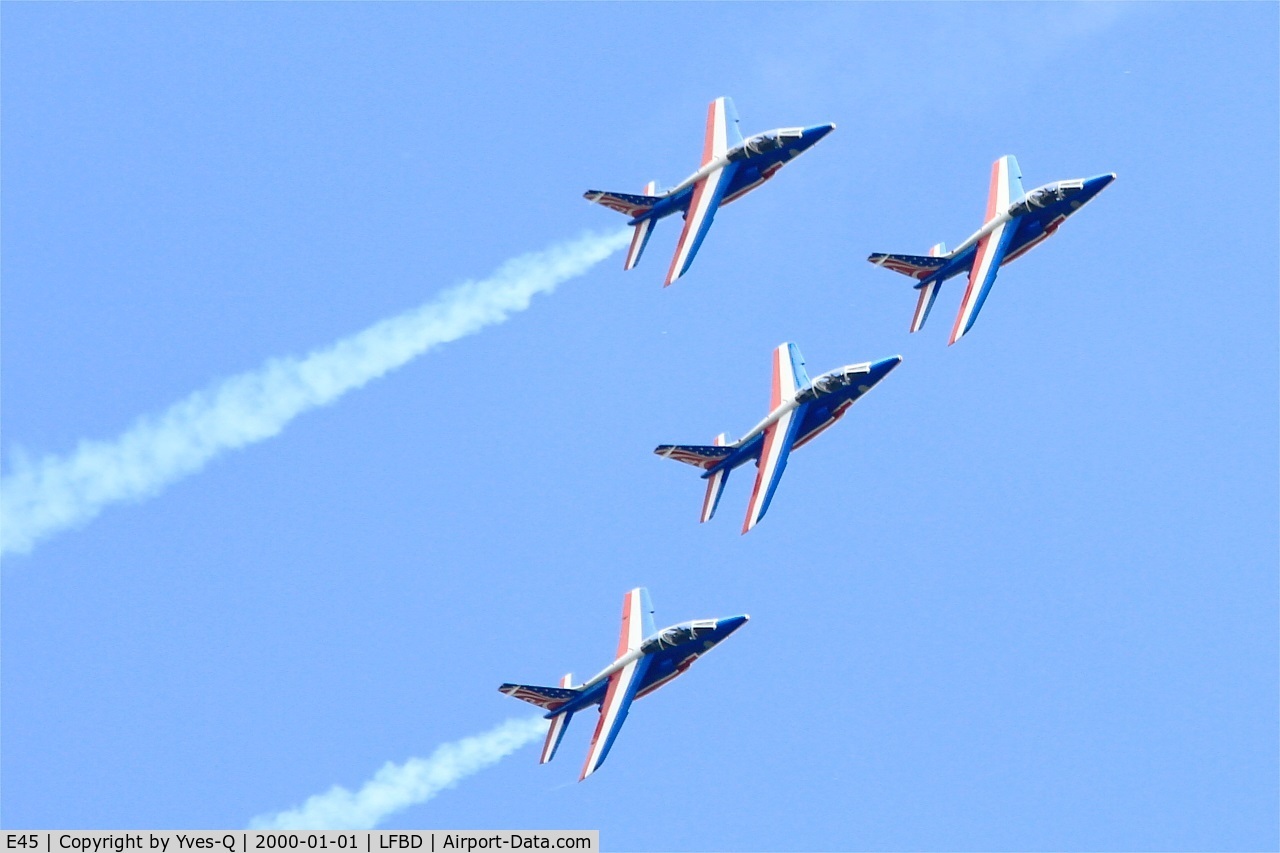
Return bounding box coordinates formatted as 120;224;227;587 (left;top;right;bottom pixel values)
722;96;745;149
950;156;1021;345
742;344;811;533
664;163;737;286
619;587;656;651
664;97;741;286
579;654;650;780
580;588;655;780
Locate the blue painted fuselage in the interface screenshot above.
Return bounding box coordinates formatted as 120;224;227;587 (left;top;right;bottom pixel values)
705;355;902;482
629;123;836;227
547;615;748;719
925;173;1116;287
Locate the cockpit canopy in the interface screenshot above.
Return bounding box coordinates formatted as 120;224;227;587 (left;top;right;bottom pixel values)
640;619;719;653
1008;180;1085;216
728;128;806;161
795;364;872;402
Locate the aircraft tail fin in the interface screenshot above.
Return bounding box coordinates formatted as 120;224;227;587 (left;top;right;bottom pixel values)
654;437;735;522
869;245;950;333
700;433;731;523
623;181;659;270
909;243;948;333
537;674;575;764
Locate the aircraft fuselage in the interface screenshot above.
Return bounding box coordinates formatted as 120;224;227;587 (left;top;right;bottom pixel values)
928;173;1116;286
629;123;836;227
547;615;748;719
706;355;902;479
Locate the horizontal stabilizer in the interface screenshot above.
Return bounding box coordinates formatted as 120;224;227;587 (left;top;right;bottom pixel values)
584;190;662;220
499;682;580;712
868;252;949;281
655;443;735;470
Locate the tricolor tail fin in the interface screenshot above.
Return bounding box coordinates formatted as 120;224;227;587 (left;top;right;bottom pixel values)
910;242;948;333
540;674;575;764
700;433;731;523
624;181;659;270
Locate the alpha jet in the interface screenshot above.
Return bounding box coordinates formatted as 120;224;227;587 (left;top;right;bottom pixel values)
500;588;748;781
869;156;1115;344
656;343;901;533
584;97;835;286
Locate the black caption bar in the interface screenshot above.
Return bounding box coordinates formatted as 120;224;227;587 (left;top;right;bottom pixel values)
3;832;599;853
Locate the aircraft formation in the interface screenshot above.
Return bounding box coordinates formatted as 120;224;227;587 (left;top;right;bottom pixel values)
503;96;1115;780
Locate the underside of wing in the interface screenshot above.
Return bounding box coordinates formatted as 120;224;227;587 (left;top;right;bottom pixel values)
742;401;808;534
617;587;653;656
986;155;1024;219
579;655;650;780
774;342;811;403
949;156;1027;345
703;96;739;165
664;164;737;286
950;222;1016;345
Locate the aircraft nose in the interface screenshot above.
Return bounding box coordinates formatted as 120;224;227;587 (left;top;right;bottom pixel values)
802;123;836;145
718;615;750;636
1083;172;1117;197
871;355;904;377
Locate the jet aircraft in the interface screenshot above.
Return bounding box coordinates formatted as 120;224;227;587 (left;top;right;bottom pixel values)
656;343;901;533
869;155;1116;344
584;97;835;286
500;588;748;781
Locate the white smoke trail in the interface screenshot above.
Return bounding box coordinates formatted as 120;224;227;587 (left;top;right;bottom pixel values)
250;716;547;829
1;230;629;557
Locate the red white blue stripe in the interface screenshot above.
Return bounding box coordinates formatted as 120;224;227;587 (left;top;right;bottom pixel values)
539;673;574;764
700;433;730;523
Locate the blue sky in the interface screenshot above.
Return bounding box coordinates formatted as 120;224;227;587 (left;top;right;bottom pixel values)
3;2;1277;849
